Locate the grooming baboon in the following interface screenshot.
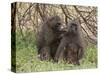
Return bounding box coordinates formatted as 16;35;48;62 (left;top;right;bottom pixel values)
37;16;65;60
54;19;84;65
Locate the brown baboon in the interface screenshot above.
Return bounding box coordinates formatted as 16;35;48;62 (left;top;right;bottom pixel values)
54;19;84;65
37;16;65;60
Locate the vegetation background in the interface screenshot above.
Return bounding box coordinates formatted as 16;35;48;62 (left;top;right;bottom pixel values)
11;2;97;72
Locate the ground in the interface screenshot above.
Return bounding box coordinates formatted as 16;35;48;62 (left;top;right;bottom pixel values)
15;31;97;73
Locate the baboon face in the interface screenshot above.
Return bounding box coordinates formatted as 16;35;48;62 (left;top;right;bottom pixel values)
68;23;78;34
48;16;65;32
53;22;62;32
67;19;80;35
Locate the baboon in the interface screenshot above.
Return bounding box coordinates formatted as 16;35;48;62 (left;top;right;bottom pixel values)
39;47;51;61
54;19;84;65
37;16;65;60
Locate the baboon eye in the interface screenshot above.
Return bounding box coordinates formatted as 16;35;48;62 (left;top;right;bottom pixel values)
57;23;61;26
71;25;73;28
55;23;61;28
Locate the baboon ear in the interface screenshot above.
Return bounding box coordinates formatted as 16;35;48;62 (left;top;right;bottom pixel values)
45;18;51;27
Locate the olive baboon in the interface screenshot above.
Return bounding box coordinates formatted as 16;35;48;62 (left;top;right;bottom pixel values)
37;16;65;60
54;19;84;65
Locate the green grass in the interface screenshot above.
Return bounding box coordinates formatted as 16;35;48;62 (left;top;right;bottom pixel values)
15;31;97;72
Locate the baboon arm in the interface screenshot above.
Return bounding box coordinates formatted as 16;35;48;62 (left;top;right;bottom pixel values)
54;38;66;62
78;47;84;59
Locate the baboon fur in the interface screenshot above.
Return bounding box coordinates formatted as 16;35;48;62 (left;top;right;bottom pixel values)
54;19;84;65
37;16;65;60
